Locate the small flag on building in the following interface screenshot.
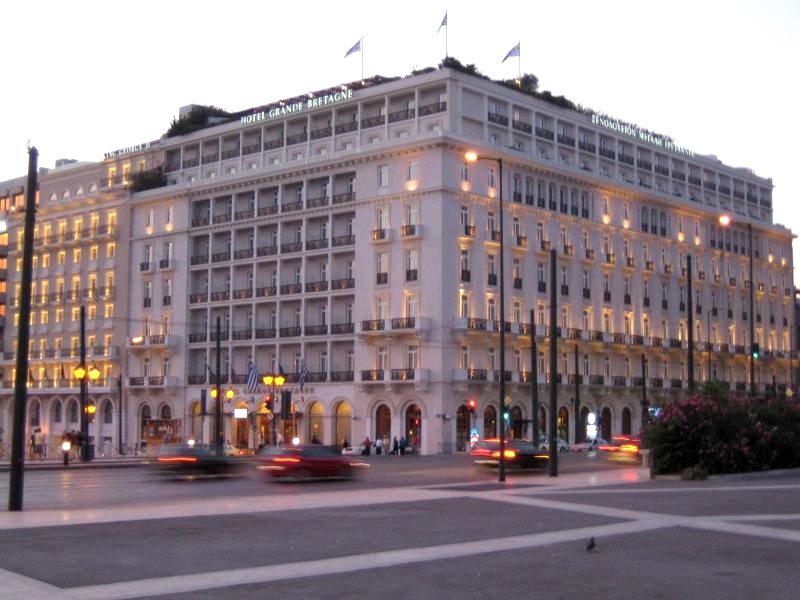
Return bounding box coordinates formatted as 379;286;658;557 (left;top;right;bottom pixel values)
502;42;520;63
247;361;259;393
60;363;66;381
344;39;361;58
437;11;447;33
299;359;309;392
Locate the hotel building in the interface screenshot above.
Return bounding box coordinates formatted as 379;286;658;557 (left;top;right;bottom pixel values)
0;65;795;455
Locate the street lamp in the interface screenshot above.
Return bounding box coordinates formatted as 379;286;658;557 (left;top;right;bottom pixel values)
465;150;506;483
74;359;100;461
262;372;285;446
719;214;756;395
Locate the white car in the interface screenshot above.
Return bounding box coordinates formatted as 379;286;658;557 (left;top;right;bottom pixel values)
341;446;364;456
537;437;569;453
570;437;608;452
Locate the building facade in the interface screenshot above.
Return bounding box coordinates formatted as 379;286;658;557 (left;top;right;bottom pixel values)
1;66;795;456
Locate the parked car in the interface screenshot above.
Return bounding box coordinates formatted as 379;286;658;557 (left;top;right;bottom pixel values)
259;444;368;481
341;446;363;456
470;438;550;470
152;443;242;478
570;437;609;452
537;436;569;453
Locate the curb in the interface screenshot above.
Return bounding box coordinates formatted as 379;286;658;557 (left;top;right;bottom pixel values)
708;467;800;481
0;460;146;472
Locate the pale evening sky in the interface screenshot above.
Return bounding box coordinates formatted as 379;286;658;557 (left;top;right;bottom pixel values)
1;0;798;280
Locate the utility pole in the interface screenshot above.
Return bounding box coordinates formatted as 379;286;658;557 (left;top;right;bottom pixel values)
548;249;558;476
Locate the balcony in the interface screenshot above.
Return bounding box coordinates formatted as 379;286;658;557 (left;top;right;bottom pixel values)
376;272;389;285
488;112;508;126
305;238;329;251
304;324;328;336
254;328;276;339
159;258;175;270
330;322;355;335
211;251;231;263
401;224;421;238
584;248;595;260
361;115;385;128
332;191;355;204
360;369;384;382
418;101;446;116
370;228;392;242
281;242;302;253
281;201;303;213
539;240;551;252
233;248;253;260
512;119;532;133
279;326;302;338
258;205;278;216
331;234;355;247
232;328;252;341
232;287;253;299
514;235;528;248
280;283;302;295
305;280;329;293
256;285;277;297
331;277;355;290
461;224;477;238
604;253;616;265
535;127;554;140
256;245;277;257
210;290;230;302
389;108;415;123
189;292;208;304
563;244;573;256
139;262;153;273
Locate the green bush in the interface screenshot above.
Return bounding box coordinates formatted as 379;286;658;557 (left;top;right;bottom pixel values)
646;391;800;475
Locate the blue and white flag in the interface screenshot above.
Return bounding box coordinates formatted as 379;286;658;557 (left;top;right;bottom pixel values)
344;39;361;58
247;361;259;393
437;11;447;33
299;359;309;392
502;42;520;63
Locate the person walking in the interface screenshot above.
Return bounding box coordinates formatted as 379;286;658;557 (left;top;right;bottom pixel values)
399;436;407;455
375;437;383;455
362;436;371;456
391;436;399;456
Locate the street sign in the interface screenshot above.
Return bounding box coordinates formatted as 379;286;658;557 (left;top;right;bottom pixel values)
469;427;479;448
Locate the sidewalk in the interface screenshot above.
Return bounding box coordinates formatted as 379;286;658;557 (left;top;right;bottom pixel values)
0;455;146;471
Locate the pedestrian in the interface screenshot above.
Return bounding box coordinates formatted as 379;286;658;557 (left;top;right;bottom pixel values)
362;436;371;456
33;428;45;462
311;435;320;444
399;436;406;455
391;436;399;455
375;437;382;455
383;434;390;455
342;438;349;450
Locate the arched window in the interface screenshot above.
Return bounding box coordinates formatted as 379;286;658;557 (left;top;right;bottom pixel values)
52;401;63;424
160;405;172;420
601;407;612;440
557;406;569;441
102;400;114;424
483;406;497;439
375;404;391;439
29;401;41;427
621;407;632;435
68;400;79;424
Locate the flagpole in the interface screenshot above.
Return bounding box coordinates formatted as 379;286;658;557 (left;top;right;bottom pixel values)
361;36;364;81
445;14;448;58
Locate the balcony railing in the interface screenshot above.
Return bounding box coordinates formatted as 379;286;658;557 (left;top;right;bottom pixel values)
331;323;355;334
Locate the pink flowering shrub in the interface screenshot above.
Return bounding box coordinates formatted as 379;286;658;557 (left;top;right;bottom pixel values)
645;386;800;475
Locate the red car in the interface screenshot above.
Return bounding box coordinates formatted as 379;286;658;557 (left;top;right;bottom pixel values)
259;445;367;481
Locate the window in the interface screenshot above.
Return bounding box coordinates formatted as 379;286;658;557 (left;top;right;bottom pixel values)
89;245;98;261
107;242;116;258
73;248;81;263
166;206;174;226
378;164;389;188
146;209;154;229
460;162;469;182
460;294;469;319
407;160;418;182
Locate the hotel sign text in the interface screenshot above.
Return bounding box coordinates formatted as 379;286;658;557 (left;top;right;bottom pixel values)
104;142;151;160
591;114;694;158
240;89;353;125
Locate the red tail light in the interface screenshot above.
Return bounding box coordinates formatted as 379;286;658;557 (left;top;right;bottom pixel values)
157;456;198;463
272;456;301;463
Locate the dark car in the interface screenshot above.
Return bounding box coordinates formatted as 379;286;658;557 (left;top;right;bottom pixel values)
258;444;367;481
470;438;550;470
152;443;242;478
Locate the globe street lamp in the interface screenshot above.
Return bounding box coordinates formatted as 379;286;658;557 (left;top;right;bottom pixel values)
74;362;100;461
465;150;506;483
262;372;286;446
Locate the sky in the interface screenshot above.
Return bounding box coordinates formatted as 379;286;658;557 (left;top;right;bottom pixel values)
1;0;798;278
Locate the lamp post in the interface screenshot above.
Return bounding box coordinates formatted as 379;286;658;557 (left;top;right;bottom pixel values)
8;146;38;511
73;307;101;463
719;215;756;395
210;386;235;450
262;372;285;446
707;310;713;382
465;150;506;483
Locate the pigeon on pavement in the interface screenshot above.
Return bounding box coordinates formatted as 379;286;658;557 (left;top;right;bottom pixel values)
586;537;596;552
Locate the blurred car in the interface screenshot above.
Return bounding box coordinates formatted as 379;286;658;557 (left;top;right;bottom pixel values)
537;436;569;453
598;435;642;463
570;437;609;452
341;446;363;456
259;444;367;481
152;443;242;478
470;438;550;470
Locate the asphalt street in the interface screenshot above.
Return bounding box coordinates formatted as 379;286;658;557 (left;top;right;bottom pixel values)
0;454;798;599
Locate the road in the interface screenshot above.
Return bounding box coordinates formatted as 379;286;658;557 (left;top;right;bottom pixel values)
1;453;799;599
0;451;622;511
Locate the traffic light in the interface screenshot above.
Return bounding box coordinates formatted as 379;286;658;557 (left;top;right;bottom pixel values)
264;394;272;410
751;342;761;359
467;399;476;414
